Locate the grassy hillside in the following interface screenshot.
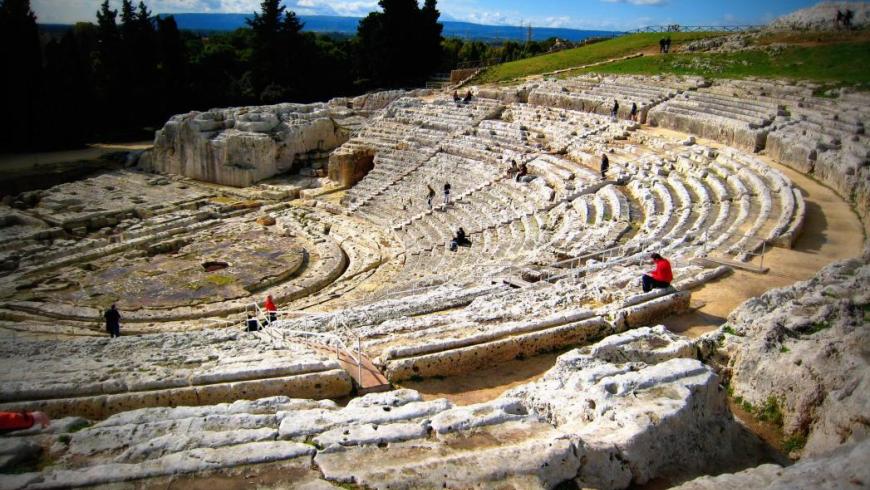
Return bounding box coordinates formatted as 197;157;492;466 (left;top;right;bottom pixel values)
474;32;724;83
573;41;870;85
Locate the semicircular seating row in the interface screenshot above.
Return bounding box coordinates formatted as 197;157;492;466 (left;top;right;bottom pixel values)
337;93;804;301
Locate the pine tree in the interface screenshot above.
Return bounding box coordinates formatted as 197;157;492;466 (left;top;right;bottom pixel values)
357;0;443;88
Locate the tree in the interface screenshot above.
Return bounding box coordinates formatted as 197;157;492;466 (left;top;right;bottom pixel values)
357;0;443;88
247;0;306;101
0;0;42;150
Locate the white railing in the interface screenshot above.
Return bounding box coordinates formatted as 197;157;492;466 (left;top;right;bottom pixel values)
244;302;365;385
700;231;769;272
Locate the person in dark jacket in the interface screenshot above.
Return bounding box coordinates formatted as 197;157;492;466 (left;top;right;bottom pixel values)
463;90;473;104
611;99;619;118
450;227;472;251
427;184;435;209
629;102;638;122
600;153;610;179
104;304;121;338
443;182;452;205
245;314;260;332
642;253;673;292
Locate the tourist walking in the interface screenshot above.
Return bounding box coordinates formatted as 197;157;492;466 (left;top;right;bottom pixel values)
263;295;277;326
600;153;610;179
610;99;619;118
664;37;672;54
427;184;435;210
629;102;638;122
104;304;121;338
641;253;673;292
443;182;452;205
659;38;666;53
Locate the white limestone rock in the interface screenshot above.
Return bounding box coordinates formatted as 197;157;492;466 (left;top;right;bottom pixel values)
768;2;870;30
715;255;870;457
671;438;870;490
506;327;739;488
148;101;369;187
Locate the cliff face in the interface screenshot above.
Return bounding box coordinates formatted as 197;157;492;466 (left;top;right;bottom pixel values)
142;90;426;188
143;103;353;187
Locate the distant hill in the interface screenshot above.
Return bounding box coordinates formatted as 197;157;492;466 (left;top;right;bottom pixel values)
157;13;621;42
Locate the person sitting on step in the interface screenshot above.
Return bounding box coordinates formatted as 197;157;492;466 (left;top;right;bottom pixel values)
641;253;673;292
263;295;277;326
450;227;472;252
246;314;260;332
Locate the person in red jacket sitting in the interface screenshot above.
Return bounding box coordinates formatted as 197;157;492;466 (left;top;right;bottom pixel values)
0;411;50;431
642;253;673;292
263;295;277;326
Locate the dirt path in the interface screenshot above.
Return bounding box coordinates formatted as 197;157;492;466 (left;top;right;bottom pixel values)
647;127;866;337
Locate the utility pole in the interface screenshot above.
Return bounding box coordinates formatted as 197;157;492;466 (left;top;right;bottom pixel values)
527;23;532;44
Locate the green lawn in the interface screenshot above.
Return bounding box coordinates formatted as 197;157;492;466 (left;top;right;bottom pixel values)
575;42;870;85
474;32;725;84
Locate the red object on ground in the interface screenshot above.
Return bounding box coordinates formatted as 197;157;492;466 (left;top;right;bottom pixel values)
650;257;673;283
0;412;35;431
264;296;277;312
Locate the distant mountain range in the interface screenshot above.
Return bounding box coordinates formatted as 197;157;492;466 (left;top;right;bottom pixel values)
157;13;621;42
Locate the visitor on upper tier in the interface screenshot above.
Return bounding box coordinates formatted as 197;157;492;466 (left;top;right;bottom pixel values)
507;159;519;178
600;153;609;179
610;99;619;118
427;184;435;210
463;90;473;104
246;314;260;332
664;37;672;54
629;102;638;122
453;90;461;104
104;304;121;338
659;38;666;53
515;162;535;183
450;227;472;251
641;253;673;292
443;182;452;205
0;411;50;432
263;295;277;326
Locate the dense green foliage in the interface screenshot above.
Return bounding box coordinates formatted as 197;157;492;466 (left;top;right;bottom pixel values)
475;32;724;83
0;0;42;151
357;0;443;87
0;0;446;152
442;37;583;69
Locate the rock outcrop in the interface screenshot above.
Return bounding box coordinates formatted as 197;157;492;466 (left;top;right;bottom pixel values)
768;2;870;30
672;438;870;490
145;102;359;187
707;248;870;457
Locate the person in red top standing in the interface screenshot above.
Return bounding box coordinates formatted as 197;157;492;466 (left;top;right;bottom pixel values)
642;253;673;292
263;295;277;326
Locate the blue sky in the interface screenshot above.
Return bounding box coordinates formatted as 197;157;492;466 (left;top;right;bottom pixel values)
33;0;823;30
